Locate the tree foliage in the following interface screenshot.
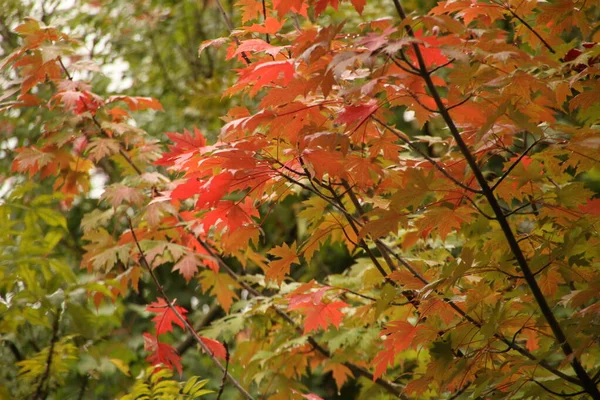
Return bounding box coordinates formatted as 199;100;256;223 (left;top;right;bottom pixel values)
1;0;600;399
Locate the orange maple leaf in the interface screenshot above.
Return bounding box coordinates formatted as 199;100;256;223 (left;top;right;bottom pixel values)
267;242;300;283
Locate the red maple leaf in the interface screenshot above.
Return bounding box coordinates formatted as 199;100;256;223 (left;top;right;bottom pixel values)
231;60;295;97
406;29;449;69
229;39;283;59
155;127;208;167
335;99;379;126
241;17;284;35
314;0;339;16
146;298;188;335
578;198;600;215
200;337;227;360
273;0;306;16
202;198;258;234
289;299;348;334
143;333;183;376
372;321;429;380
287;281;330;308
106;95;163;111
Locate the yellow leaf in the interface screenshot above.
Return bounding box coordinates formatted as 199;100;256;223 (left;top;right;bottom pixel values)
110;358;130;376
323;363;353;391
267;242;299;284
199;270;239;312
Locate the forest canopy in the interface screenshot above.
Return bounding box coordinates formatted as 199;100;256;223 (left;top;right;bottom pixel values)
1;0;600;399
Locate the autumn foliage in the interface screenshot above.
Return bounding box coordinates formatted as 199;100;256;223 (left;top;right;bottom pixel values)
2;0;600;398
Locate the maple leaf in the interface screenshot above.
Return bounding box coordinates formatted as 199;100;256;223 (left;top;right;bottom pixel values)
200;337;227;360
106;95;163;112
314;0;340;16
85;138;121;162
372;321;428;380
90;244;131;272
230;60;295;97
155;127;207;167
201;199;258;234
172;253;200;282
287;282;329;308
143;333;183;376
267;242;300;283
12;146;54;175
289;298;348;334
53;90;85;110
350;0;366;14
416;206;474;240
302;394;324;400
579;198;600;215
324;363;354;391
335;100;379;126
523;328;539;352
101;183;146;208
146;298;188;335
199;270;239;312
198;37;229;56
404;377;433;396
538;267;563;296
229;39;283;60
302;149;347;181
195;172;234;209
273;0;306;16
406;29;449;69
73;91;104;115
241;17;284;35
237;0;263;23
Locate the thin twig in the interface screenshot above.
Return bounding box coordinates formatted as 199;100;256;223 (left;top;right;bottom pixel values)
532;380;586;397
427;58;455;74
491;139;541;191
390;56;420;75
261;0;270;44
503;4;556;54
371;115;482;194
215;343;230;400
126;217;255;400
214;0;251;64
177;303;221;355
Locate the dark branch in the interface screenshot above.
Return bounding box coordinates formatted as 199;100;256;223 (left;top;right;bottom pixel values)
392;0;597;395
215;343;230;400
491;139;541;192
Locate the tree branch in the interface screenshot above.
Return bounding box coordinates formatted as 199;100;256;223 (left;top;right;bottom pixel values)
391;0;598;395
32;308;62;400
491;139;542;192
214;0;251;65
371;116;482;194
500;2;556;54
215;343;229;400
126;217;256;400
176;303;221;355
